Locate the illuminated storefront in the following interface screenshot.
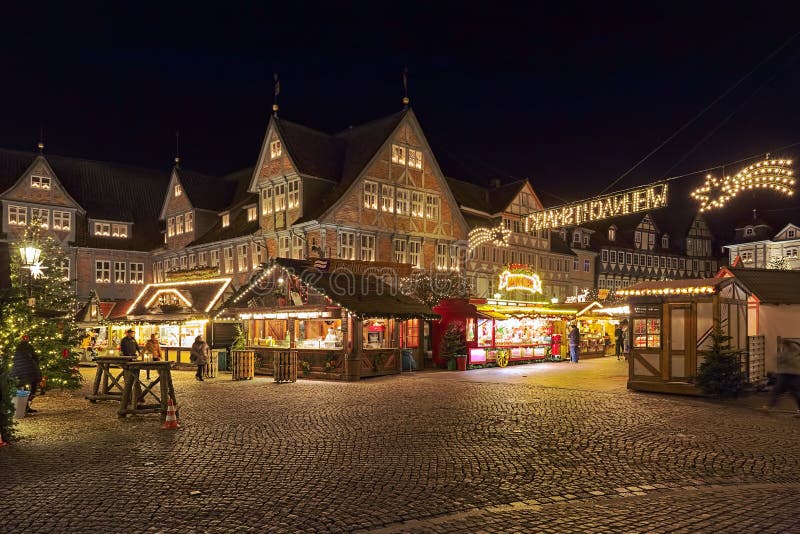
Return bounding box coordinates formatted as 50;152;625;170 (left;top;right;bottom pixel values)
575;302;630;357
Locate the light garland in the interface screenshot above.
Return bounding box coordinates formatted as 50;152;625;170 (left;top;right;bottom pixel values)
497;265;543;294
468;224;511;252
691;158;795;212
144;289;192;309
617;286;716;296
127;277;232;315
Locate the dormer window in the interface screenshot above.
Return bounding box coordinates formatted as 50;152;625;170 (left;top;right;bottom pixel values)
270;140;282;159
608;227;616;241
94;222;111;236
174;184;182;197
789;229;796;238
583;235;589;246
222;213;230;228
745;227;754;236
391;144;406;164
573;232;580;244
111;224;128;238
661;235;669;249
31;175;51;190
247;206;257;222
408;149;423;170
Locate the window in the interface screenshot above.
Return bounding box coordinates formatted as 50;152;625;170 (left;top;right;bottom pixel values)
435;243;448;270
409;241;422;268
583;259;590;272
381;184;395;213
31;208;49;228
583;235;589;246
114;262;127;284
288;180;300;209
167;217;175;237
659;257;666;268
745;227;754;236
270;139;282;159
610;251;617;264
449;245;460;271
252;243;264;268
635;231;641;244
57;258;70;280
95;261;111;283
171;258;178;271
30;175;51;190
425;194;440;220
261;187;273;214
185;212;194;232
662;235;669;248
789;229;796;238
639;254;645;266
198;251;207;266
222;213;230;228
411;191;424;218
633;254;639;266
274;183;286;211
573;257;578;270
394;188;410;215
394;239;407;263
648;233;655;246
112;224;128;238
671;258;678;269
633;315;661;349
237;244;248;271
647;255;653;267
407;149;423;170
679;258;685;269
130;263;144;284
278;235;290;258
94;222;111;236
8;205;26;226
360;234;375;262
601;250;608;262
608;227;616;241
223;247;234;273
189;254;196;269
53;211;70;230
363;181;378;210
247;206;257;222
693;259;699;271
573;232;581;245
174;184;182;197
180;256;187;269
175;215;184;235
291;235;304;259
626;253;632;264
338;232;355;260
210;250;219;268
391;144;406;164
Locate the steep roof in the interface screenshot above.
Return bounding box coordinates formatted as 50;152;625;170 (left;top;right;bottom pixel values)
190;167;259;246
725;267;800;305
550;234;578;257
488;180;527;214
0;148;169;251
275;119;343;181
176;166;237;212
446;176;490;212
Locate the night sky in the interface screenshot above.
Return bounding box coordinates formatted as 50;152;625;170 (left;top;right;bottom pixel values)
2;3;800;240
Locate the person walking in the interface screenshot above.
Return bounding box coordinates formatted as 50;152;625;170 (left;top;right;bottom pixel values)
568;324;580;364
190;335;210;381
11;335;42;414
761;338;800;416
614;325;624;360
143;333;163;379
120;329;140;358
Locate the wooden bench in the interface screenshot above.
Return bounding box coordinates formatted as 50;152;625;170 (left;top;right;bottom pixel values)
117;361;177;422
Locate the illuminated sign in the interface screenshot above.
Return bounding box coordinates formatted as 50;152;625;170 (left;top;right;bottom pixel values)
468;223;511;252
565;289;590;303
691;158;794;212
498;265;542;294
525;183;669;231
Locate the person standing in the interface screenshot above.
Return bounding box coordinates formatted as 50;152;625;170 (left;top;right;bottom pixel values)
190;335;210;382
143;333;163;379
120;329;140;358
568;324;580;364
11;336;42;414
762;338;800;416
614;325;624;360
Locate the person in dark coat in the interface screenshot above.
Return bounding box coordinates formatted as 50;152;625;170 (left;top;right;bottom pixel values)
190;335;210;382
12;336;42;414
568;324;580;364
614;325;624;360
120;329;140;358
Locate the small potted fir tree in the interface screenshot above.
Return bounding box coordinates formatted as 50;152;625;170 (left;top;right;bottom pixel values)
440;323;468;371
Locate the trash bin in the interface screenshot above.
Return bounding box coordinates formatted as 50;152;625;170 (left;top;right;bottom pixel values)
402;349;417;371
13;390;30;419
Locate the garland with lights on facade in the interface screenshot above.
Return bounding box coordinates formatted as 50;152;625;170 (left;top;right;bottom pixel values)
165;267;222;282
691;157;794;212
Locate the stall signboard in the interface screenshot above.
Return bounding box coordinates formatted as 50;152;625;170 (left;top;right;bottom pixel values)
498;265;543;294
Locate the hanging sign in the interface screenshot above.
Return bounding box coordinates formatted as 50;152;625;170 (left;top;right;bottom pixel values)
498;265;543;294
525;183;669;231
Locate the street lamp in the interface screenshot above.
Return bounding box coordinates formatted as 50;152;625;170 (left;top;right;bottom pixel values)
18;242;43;306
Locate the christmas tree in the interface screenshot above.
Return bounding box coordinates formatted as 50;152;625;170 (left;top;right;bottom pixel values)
695;322;745;397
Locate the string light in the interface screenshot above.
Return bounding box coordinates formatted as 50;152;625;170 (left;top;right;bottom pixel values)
691;157;795;212
468;224;511;252
617;286;716;296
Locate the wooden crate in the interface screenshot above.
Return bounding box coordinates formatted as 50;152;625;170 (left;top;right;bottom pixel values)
273;351;298;383
230;350;255;380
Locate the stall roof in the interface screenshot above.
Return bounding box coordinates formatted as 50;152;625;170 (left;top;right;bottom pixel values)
219;259;438;319
472;299;579;318
718;267;800;305
618;277;732;297
126;278;233;319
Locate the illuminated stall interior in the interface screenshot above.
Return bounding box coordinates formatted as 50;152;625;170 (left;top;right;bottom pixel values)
575;301;630;357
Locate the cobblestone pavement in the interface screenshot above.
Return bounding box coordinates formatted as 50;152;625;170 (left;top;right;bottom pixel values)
1;359;799;533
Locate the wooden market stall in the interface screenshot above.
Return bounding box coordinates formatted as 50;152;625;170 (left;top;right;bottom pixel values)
215;258;436;380
575;301;630;358
617;277;749;395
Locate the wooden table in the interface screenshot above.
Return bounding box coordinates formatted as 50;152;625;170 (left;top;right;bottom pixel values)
86;357;136;402
117;361;177;422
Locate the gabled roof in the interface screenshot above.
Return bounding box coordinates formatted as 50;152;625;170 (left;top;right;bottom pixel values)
175;166;236;212
722;267;800;305
446;176;490;213
489;180;528;214
550;234;578;256
127;278;233;318
774;223;800;240
275;119;344;182
190;167;259;246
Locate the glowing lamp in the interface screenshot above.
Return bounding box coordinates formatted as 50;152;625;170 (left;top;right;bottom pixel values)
19;245;41;267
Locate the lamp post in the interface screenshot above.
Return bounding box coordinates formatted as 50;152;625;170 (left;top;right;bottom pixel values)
18;242;42;307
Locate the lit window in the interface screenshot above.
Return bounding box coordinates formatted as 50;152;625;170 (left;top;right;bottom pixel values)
189;254;196;268
785;248;798;258
608;227;616;241
626;253;632;264
270;139;282;159
261;187;273;215
8;205;27;226
391;144;406;164
175;214;184;235
662;235;669;249
360;235;375;262
31;175;51;190
436;243;448;270
583;235;589;246
95;260;111;283
745;227;754;236
167;217;175;237
247;206;257;222
222;214;230;228
449;245;460;271
634;231;641;244
363;181;378;210
407;149;423;170
114;262;127;284
381;184;395;213
112;224;128;238
394;239;407;263
425;194;440;221
291;235;304;259
198;251;207;266
274;183;286;211
252;243;264;268
278;235;290;258
647;256;653;267
601;250;608;262
31;208;49;228
237;244;248;271
573;232;581;244
338;232;355;260
185;212;194;232
210;250;219;268
94;222;110;236
180;256;187;269
610;251;617;264
394;188;410;215
287;180;300;209
130;263;144;284
409;241;422;268
411;191;424;218
583;259;590;272
174;184;182;197
53;211;70;230
223;247;234;273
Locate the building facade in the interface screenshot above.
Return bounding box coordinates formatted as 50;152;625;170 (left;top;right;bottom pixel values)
723;218;800;270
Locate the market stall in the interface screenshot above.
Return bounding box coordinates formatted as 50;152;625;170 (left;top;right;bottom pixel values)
617;277;749;395
575;301;630;358
432;298;578;368
215;258;436;380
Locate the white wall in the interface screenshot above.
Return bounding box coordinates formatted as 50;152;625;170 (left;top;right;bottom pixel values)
758;304;800;373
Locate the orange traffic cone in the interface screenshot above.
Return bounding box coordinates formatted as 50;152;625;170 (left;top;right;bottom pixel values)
161;398;179;430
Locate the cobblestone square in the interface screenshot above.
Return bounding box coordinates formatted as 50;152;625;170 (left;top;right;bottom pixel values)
1;358;799;533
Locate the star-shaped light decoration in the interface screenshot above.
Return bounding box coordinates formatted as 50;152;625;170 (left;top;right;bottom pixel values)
468;223;512;252
691;157;795;212
27;261;47;279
